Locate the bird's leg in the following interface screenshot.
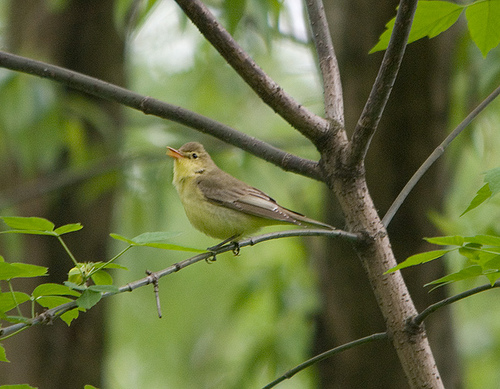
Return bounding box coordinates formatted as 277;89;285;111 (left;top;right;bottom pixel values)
207;234;239;262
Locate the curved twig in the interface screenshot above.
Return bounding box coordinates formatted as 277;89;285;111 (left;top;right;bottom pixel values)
174;0;331;144
382;84;500;227
410;280;500;329
0;50;322;181
0;227;360;338
348;0;418;166
262;332;388;389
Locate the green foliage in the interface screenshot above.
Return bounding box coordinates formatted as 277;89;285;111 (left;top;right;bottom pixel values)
388;234;500;288
371;0;500;57
462;167;500;215
110;231;204;252
0;385;37;389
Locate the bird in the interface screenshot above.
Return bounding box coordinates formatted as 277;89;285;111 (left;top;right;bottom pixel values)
166;142;334;245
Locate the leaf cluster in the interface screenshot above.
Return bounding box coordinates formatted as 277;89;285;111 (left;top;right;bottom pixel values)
372;0;500;57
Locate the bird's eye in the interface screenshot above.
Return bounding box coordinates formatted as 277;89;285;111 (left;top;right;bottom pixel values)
192;153;198;159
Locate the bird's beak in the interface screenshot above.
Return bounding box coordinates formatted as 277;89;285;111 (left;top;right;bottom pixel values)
166;146;184;159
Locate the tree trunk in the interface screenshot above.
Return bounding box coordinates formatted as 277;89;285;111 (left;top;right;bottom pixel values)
313;0;461;387
0;1;124;387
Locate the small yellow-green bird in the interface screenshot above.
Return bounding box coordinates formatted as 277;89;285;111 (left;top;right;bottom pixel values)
167;142;334;243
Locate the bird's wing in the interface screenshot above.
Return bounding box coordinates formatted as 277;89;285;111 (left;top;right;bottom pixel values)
197;172;303;224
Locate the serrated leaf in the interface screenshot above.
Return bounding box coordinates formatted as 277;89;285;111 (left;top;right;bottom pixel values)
0;344;9;362
76;289;102;310
465;0;500;57
425;235;464;246
461;183;492;216
1;216;55;231
425;265;484;289
54;223;83;235
36;296;74;309
32;283;80;298
60;307;80;326
386;249;451;273
370;1;463;53
88;285;119;294
0;292;31;312
90;270;113;286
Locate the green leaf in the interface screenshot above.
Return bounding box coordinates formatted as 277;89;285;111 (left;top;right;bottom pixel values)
88;285;119;294
109;233;135;245
465;0;500;57
76;289;102;310
36;296;74;309
60;308;80;326
425;265;484;289
32;283;80;298
461;183;492;216
484;166;500;195
84;385;99;389
111;232;203;252
132;231;181;244
0;344;9;362
370;1;463;53
0;385;37;389
386;249;451;273
0;292;31;312
53;223;83;235
1;216;55;231
223;0;246;34
90;270;113;286
0;262;47;280
425;235;464;246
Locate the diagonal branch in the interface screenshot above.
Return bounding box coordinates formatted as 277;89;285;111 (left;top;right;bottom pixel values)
0;227;360;339
305;0;344;128
0;50;322;181
382;84;500;227
263;332;388;389
348;0;418;166
410;280;500;329
174;0;331;145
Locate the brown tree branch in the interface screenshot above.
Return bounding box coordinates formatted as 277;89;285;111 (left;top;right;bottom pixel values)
173;0;331;145
305;0;344;127
347;0;418;166
0;50;322;181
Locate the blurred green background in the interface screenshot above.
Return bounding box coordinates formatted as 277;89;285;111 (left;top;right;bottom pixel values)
0;0;500;388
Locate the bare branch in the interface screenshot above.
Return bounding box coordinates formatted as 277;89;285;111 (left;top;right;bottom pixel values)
305;0;344;127
173;0;331;145
410;280;500;329
0;50;322;180
263;332;388;389
0;227;359;338
348;0;418;166
382;84;500;227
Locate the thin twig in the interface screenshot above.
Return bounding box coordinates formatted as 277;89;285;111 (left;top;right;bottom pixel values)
173;0;331;145
0;227;360;338
0;50;322;181
262;332;388;389
410;280;500;329
305;0;344;127
382;84;500;227
348;0;418;166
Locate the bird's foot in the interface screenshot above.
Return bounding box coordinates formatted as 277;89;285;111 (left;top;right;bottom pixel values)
206;235;239;262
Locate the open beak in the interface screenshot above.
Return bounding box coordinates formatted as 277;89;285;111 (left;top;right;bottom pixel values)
166;146;184;159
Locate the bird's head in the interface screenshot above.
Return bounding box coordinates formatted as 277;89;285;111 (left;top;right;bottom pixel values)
167;142;215;182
